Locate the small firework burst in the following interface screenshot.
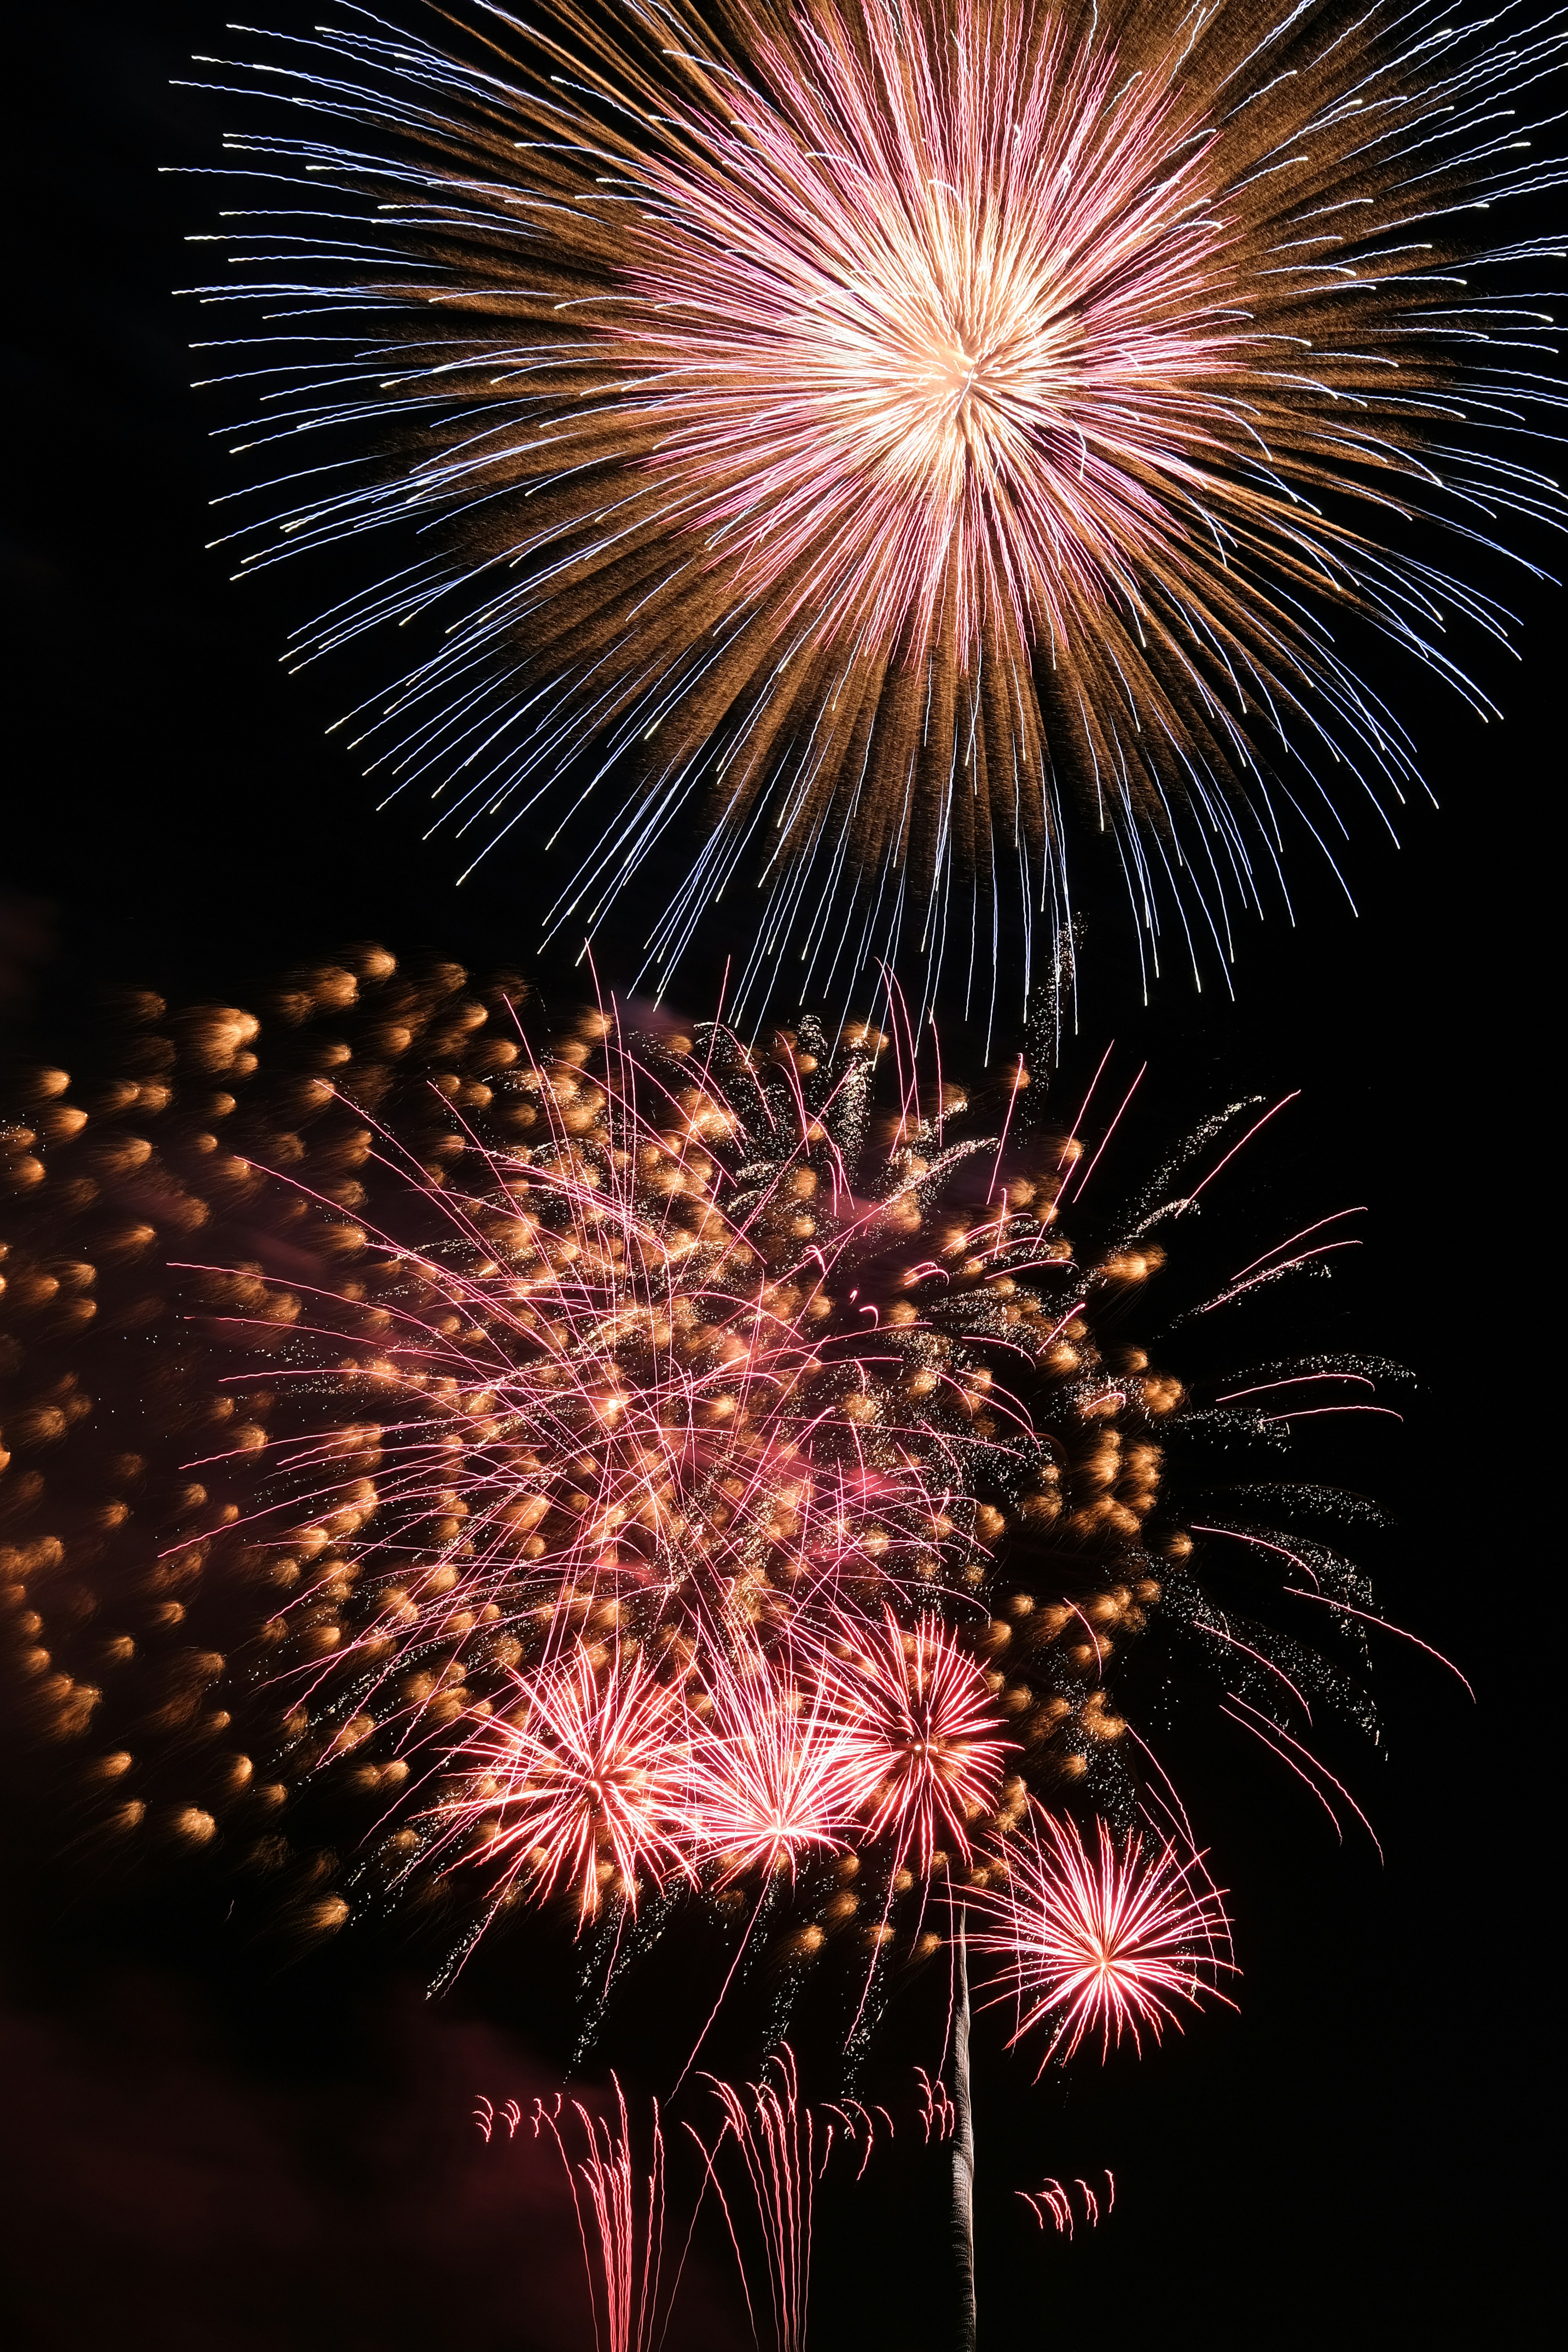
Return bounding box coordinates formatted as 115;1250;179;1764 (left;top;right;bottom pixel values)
184;0;1564;1006
684;1647;863;1888
821;1609;1011;1877
429;1644;697;1922
969;1805;1235;2061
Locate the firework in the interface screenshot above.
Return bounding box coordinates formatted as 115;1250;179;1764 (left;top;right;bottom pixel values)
695;2047;815;2352
184;0;1564;1008
1017;2169;1114;2236
224;997;1214;1977
1;945;1412;2033
532;2081;669;2352
915;2067;957;2145
477;2051;904;2346
969;1805;1236;2062
685;1647;861;1886
429;1643;697;1922
822;1608;1010;1877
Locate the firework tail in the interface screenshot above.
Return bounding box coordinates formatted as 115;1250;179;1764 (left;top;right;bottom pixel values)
948;1915;978;2351
691;2051;814;2352
532;2081;667;2352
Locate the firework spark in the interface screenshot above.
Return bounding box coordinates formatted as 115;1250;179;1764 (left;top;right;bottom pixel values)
185;0;1564;1008
479;2054;904;2346
915;2067;957;2145
532;2080;669;2352
694;2047;815;2352
1017;2168;1114;2236
970;1804;1235;2061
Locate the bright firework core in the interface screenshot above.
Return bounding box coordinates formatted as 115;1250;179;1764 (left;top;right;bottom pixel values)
644;0;1227;662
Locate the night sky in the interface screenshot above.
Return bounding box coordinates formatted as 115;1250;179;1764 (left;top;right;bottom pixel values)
4;5;1555;2345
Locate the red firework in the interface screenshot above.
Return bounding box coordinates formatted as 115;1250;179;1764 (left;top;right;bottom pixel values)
693;2047;815;2352
826;1609;1009;1873
431;1643;695;1923
687;1647;858;1886
969;1805;1235;2062
532;2080;669;2352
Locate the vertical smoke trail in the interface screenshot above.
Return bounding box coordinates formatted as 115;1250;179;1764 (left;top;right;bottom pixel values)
950;1916;978;2350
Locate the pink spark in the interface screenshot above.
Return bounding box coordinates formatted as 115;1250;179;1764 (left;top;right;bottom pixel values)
1017;2169;1113;2236
532;2079;668;2352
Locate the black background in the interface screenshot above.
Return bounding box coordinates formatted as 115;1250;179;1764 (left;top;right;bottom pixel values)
4;5;1555;2345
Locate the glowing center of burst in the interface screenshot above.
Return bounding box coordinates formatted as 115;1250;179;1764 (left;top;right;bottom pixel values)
928;333;1011;437
841;277;1053;499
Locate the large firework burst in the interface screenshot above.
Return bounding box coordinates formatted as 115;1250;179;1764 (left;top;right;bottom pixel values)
1;947;1404;2047
185;0;1563;1007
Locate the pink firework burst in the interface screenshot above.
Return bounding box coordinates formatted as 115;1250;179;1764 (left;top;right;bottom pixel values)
970;1805;1235;2062
688;1647;858;1885
633;0;1234;670
431;1642;695;1924
826;1609;1010;1873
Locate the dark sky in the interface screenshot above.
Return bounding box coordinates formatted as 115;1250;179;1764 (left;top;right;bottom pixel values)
5;4;1556;2345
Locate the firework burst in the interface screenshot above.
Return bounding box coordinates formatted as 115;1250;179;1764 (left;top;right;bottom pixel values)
969;1804;1236;2061
429;1643;696;1921
823;1608;1010;1876
1;944;1413;2020
687;1649;862;1886
185;0;1564;1007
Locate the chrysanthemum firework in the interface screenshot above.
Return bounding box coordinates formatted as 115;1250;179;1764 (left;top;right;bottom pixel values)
184;0;1564;1007
0;945;1407;2005
969;1805;1236;2062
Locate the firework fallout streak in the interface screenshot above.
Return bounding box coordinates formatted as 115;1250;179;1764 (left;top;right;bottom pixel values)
183;0;1564;1009
480;2051;906;2349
